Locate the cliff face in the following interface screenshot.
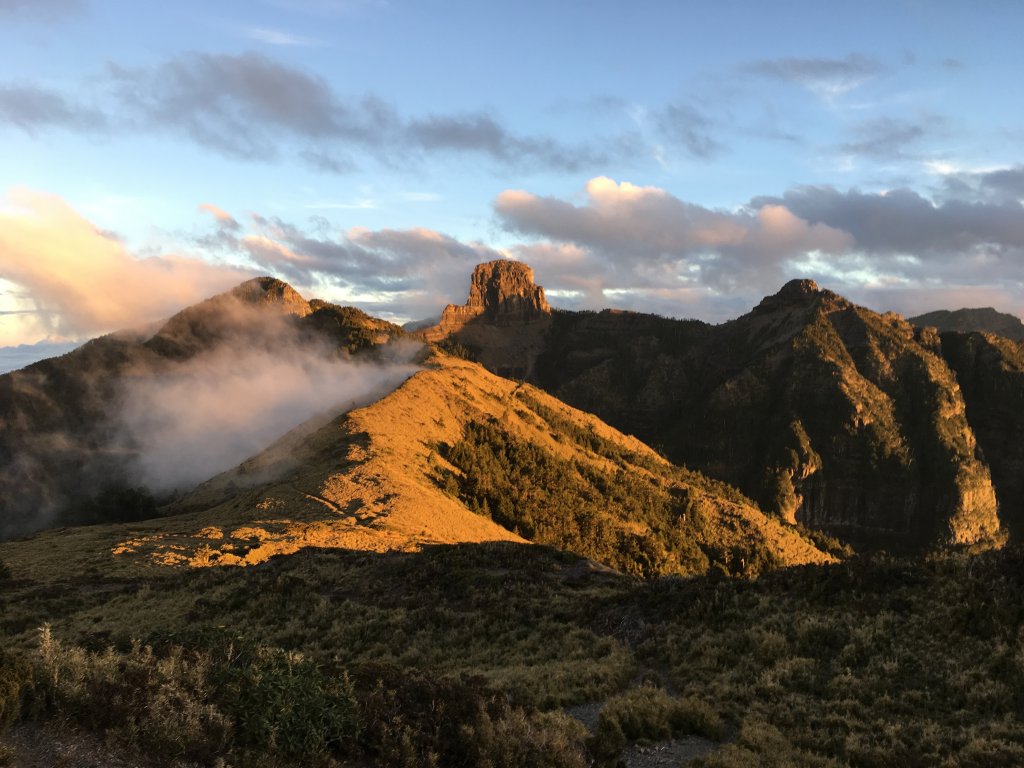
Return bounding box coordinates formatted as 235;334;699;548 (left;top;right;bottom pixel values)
421;260;552;379
938;332;1024;538
529;279;1003;551
423;260;550;342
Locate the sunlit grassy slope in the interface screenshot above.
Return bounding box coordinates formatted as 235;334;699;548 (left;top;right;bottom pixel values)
0;352;829;583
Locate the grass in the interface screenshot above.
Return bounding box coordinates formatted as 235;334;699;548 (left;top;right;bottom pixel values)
3;542;1024;766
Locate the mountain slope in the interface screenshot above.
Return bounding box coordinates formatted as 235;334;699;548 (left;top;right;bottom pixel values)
530;281;1001;551
0;352;831;582
426;267;1002;551
0;277;406;538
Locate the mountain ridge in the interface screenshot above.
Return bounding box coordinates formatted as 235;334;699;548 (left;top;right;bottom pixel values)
910;306;1024;340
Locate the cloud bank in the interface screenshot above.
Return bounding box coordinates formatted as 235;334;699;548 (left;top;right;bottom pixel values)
0;188;252;342
0;51;616;173
117;327;420;492
490;176;1024;320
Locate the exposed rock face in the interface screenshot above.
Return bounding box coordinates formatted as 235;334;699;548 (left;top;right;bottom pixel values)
529;278;1004;551
911;307;1024;341
423;260;550;342
233;276;313;318
421;260;552;379
938;332;1024;538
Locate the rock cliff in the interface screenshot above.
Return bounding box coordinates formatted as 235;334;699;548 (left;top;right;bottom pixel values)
422;260;550;342
421;260;552;379
937;332;1024;538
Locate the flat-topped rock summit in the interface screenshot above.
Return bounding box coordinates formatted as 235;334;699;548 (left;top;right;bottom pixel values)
423;260;550;342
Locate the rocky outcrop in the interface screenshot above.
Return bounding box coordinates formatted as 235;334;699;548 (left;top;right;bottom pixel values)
421;260;552;379
233;276;313;318
530;278;1004;552
911;307;1024;341
422;260;550;342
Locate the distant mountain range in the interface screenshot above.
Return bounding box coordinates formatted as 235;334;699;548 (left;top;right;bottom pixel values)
910;307;1024;340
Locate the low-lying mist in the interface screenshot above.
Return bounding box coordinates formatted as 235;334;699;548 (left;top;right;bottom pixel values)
116;338;421;493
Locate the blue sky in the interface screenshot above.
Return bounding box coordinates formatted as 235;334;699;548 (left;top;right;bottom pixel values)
2;0;1024;359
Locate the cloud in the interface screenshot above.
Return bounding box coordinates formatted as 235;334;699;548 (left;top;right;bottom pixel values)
107;51;372;160
191;210;501;320
489;174;1024;321
406;111;607;171
0;0;80;21
937;165;1024;203
115;315;420;492
840;117;928;160
495;176;851;296
0;85;107;134
241;26;321;46
741;53;885;99
199;202;240;230
0;51;618;173
655;103;723;159
0;188;253;342
752;185;1024;256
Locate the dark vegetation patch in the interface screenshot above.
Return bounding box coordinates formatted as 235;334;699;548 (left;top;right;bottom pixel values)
434;409;789;578
3;543;1024;766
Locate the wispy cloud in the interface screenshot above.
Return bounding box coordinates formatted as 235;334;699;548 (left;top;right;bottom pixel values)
741;53;886;101
0;85;107;134
0;0;81;22
839;116;931;160
240;26;321;47
0;51;622;174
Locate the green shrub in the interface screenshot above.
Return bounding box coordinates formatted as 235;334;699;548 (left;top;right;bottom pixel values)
37;625;231;761
591;684;724;762
0;560;10;581
353;664;588;768
213;645;358;760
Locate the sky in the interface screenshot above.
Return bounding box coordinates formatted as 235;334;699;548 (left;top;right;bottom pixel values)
2;0;1024;365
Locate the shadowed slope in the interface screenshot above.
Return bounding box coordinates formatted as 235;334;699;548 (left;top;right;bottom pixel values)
527;281;1002;552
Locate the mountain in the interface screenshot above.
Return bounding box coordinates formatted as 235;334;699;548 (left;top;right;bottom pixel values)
0;272;828;576
0;277;407;538
0;351;831;581
910;307;1024;340
429;267;1004;552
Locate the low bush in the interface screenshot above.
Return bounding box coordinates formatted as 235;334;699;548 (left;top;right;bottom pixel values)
0;648;36;732
352;664;588;768
591;684;724;763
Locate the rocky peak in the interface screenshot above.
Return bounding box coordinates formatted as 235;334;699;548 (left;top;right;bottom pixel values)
753;278;845;316
464;260;551;320
422;261;551;343
231;277;312;318
777;278;820;298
